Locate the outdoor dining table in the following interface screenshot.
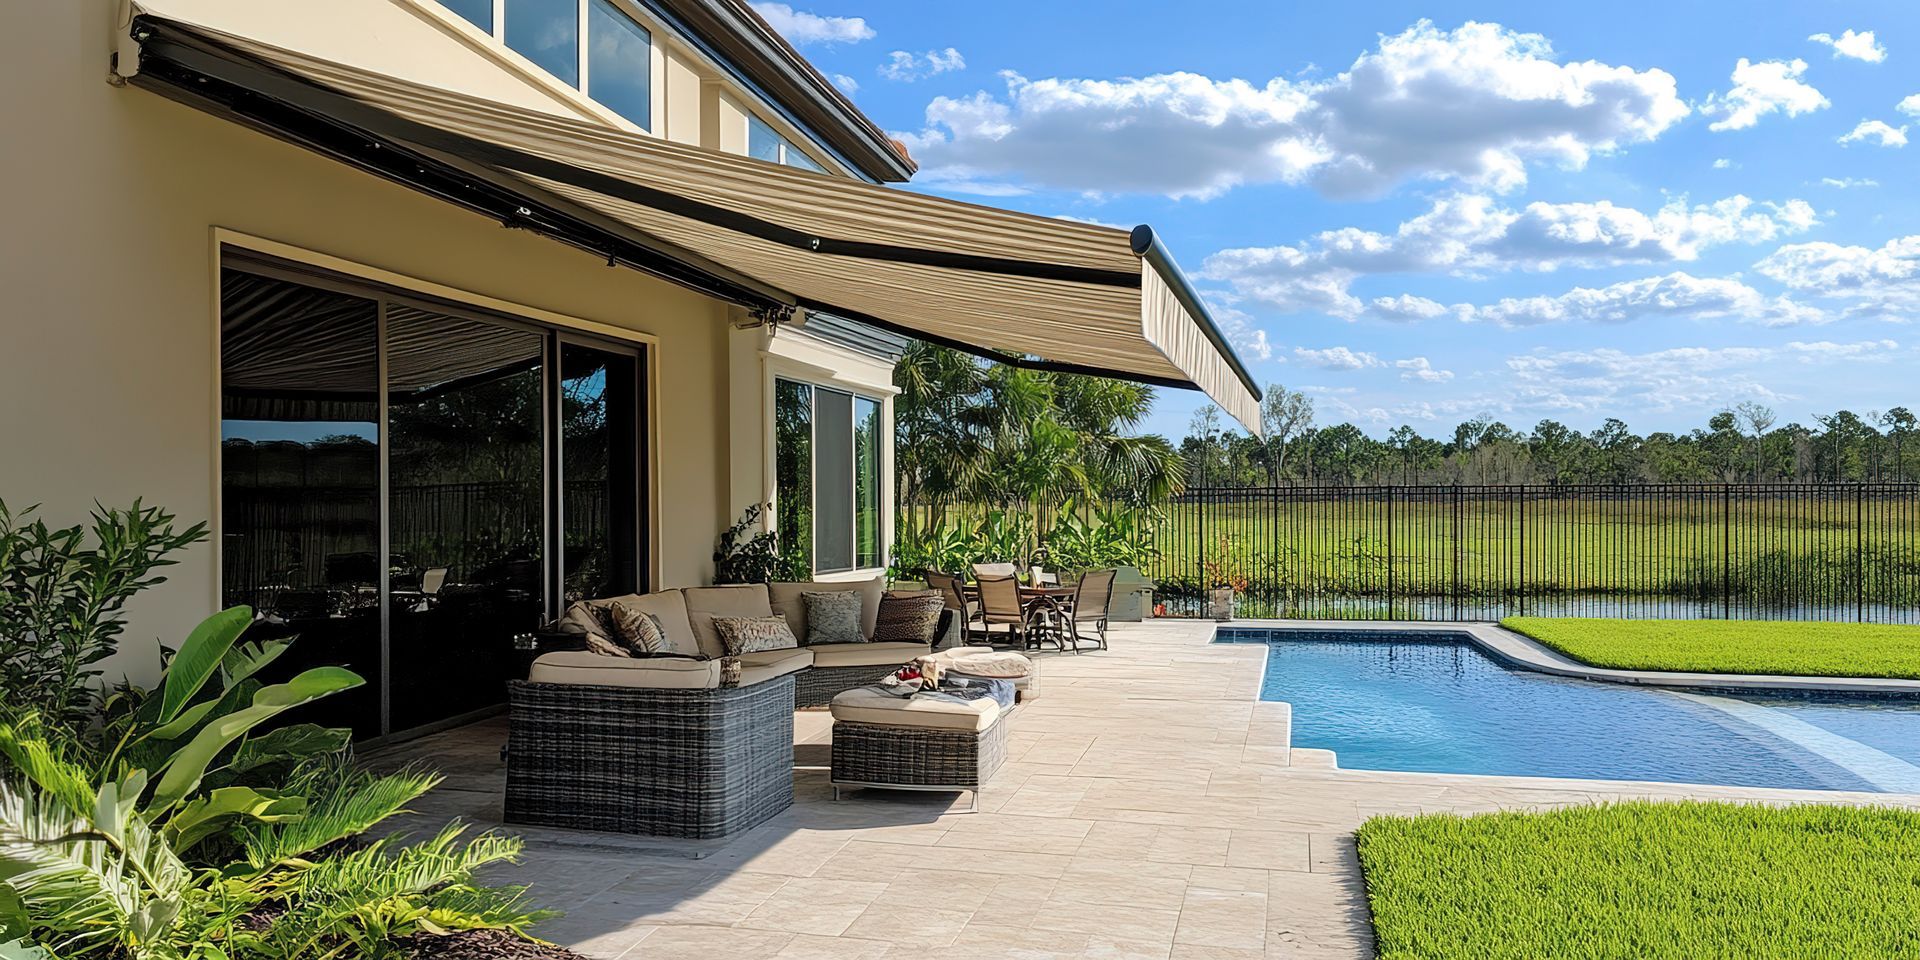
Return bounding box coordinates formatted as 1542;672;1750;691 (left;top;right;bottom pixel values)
963;583;1079;651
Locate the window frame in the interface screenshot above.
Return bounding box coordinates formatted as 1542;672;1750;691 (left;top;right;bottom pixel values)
441;0;657;132
772;375;887;576
748;112;828;173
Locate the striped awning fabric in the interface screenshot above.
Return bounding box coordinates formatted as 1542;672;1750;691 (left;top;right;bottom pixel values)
125;10;1262;432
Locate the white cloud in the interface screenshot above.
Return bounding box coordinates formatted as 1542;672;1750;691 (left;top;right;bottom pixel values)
1496;343;1868;415
1784;339;1901;360
1367;294;1465;323
749;3;874;46
1712;158;1733;169
1838;119;1908;147
829;73;859;95
1704;58;1828;131
1200;193;1816;317
1396;357;1455;383
1294;346;1382;370
1205;301;1275;362
899;20;1688;200
1819;177;1879;189
1754;237;1920;321
1809;29;1886;63
1471;271;1825;328
1901;94;1920;117
880;48;966;82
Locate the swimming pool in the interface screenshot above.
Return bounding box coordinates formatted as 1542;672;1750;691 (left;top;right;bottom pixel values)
1216;627;1920;793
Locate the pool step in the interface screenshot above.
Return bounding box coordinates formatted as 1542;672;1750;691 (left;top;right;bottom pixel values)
1290;748;1339;770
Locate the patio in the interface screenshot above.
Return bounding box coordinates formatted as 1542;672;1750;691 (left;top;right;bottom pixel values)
369;620;1906;960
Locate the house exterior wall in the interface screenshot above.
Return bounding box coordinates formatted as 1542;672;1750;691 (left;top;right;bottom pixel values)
0;0;774;687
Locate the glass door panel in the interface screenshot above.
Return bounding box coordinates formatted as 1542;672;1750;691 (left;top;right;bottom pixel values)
560;341;642;601
385;306;547;732
219;269;384;739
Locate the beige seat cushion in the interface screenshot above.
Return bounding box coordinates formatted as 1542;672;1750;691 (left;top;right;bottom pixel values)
947;652;1035;679
683;585;774;660
735;647;814;686
768;579;884;643
809;641;934;669
829;685;1002;732
528;651;719;689
577;591;699;656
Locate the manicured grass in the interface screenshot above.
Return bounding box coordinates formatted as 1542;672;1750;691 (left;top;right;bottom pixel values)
1355;801;1920;960
1501;616;1920;679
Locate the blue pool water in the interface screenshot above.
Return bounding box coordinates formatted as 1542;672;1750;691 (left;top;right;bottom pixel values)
1216;628;1920;793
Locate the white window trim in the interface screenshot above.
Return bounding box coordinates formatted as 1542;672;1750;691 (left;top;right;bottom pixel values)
405;0;852;177
759;337;897;582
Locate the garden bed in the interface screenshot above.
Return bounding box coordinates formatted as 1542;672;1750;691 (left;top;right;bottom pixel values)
1501;617;1920;679
1355;801;1920;960
403;930;586;959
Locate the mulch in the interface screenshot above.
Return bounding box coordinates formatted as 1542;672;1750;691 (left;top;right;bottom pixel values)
400;929;589;960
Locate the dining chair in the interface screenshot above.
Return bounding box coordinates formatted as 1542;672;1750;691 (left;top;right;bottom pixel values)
1066;568;1116;651
975;574;1037;650
971;561;1018;580
927;570;982;645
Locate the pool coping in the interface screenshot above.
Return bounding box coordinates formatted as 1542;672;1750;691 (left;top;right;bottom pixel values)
1220;619;1920;695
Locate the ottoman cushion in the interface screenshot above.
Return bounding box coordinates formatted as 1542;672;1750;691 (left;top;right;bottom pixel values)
830;686;1002;733
947;652;1034;679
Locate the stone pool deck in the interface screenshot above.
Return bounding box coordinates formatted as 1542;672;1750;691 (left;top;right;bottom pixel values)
369;620;1920;960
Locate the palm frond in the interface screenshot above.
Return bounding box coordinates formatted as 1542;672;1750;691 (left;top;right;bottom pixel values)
242;768;440;868
0;777;189;955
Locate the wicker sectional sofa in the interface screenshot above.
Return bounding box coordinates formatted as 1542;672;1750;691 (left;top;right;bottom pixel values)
504;578;950;838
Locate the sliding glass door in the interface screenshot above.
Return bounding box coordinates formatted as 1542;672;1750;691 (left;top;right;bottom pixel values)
219;256;646;738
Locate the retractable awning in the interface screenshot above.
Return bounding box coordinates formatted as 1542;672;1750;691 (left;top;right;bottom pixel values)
120;11;1263;431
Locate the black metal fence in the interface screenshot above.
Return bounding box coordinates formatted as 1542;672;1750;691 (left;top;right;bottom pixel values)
1141;484;1920;623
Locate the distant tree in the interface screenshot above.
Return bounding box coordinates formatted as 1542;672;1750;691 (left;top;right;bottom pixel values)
1258;385;1315;486
1528;420;1580;484
1884;407;1916;482
1730;401;1777;483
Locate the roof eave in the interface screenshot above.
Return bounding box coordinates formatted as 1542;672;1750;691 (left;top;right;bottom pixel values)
649;0;916;183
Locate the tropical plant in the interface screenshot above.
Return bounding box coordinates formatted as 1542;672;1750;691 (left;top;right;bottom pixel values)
0;606;551;958
712;505;806;585
0;500;209;729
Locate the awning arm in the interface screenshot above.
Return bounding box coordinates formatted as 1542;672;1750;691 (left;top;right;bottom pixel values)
1131;226;1263;405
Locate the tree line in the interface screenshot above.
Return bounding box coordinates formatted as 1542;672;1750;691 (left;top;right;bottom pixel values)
1182;387;1920;488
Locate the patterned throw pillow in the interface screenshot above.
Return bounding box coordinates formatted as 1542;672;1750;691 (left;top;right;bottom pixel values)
564;600;619;641
713;616;800;656
582;631;633;658
803;591;866;646
873;591;944;645
610;600;694;657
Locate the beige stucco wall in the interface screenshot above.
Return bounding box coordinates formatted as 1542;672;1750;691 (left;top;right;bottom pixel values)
2;0;741;686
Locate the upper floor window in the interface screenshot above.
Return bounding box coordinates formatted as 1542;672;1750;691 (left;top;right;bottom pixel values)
442;0;653;130
749;114;826;173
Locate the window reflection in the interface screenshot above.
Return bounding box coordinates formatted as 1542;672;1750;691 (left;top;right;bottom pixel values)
442;0;492;32
507;0;579;87
561;343;640;603
588;0;652;129
775;379;813;575
220;270;384;739
386;307;546;732
856;396;881;569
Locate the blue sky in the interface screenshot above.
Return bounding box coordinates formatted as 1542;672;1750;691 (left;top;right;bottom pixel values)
754;1;1920;440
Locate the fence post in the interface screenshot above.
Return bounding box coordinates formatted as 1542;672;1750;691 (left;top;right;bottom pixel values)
1857;484;1866;623
1518;486;1526;618
1385;487;1395;621
1722;484;1732;620
1451;485;1463;621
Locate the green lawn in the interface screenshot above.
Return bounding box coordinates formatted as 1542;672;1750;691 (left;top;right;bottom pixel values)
1501;616;1920;679
1355;802;1920;960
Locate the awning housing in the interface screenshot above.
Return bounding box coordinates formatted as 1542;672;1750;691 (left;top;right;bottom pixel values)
121;12;1263;432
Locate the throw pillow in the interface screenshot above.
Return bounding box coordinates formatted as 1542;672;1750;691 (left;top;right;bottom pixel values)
582;631;633;658
610;599;698;658
873;591;945;645
802;590;866;646
713;615;800;656
563;600;619;640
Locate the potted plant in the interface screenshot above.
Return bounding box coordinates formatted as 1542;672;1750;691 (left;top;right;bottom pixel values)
1200;534;1248;621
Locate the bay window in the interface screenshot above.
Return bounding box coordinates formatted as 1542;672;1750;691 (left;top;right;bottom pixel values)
775;378;883;574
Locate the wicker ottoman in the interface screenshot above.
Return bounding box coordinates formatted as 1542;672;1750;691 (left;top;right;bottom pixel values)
505;675;796;839
828;686;1009;813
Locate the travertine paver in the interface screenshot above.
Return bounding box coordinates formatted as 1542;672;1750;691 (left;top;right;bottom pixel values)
369;620;1920;960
